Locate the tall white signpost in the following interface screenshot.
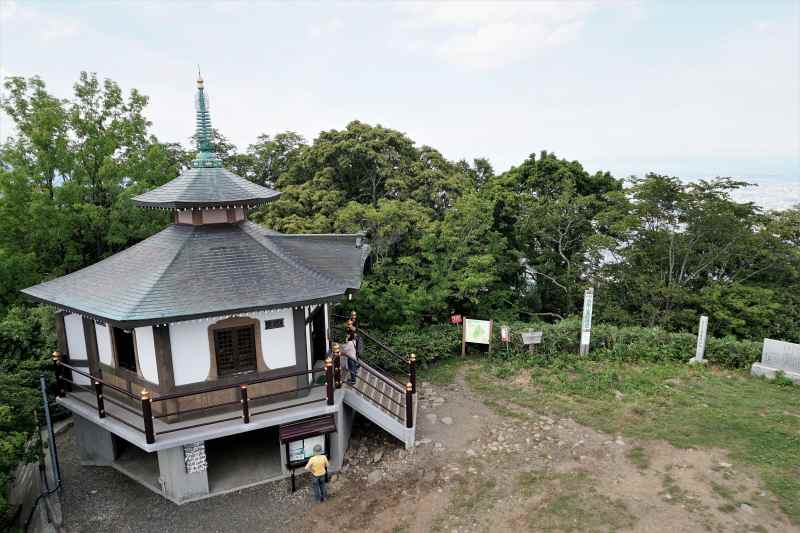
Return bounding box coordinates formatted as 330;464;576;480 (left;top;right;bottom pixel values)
580;288;594;356
690;315;708;364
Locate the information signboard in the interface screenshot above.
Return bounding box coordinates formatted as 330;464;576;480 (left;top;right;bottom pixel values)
287;434;327;466
462;318;493;355
521;331;543;352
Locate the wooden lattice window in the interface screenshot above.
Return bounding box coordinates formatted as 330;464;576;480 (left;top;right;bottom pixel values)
214;325;257;377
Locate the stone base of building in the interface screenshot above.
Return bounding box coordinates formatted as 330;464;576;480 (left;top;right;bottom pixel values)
71;405;357;505
751;363;800;384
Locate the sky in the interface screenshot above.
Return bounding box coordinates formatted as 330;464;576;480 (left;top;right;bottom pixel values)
1;0;798;208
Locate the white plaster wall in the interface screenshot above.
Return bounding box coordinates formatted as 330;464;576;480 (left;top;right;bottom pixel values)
95;324;113;366
135;326;159;384
256;309;296;369
64;314;87;360
177;210;193;224
169;321;211;385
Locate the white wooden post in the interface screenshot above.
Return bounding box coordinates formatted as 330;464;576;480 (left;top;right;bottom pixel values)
690;315;708;364
579;288;594;356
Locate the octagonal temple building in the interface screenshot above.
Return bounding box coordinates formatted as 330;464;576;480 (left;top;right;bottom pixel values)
22;77;416;503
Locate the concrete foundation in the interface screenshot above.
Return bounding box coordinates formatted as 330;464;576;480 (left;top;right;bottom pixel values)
330;403;355;471
157;445;209;503
751;363;800;384
74;414;117;466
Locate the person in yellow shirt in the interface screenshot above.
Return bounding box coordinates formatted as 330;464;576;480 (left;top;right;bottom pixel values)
304;444;329;502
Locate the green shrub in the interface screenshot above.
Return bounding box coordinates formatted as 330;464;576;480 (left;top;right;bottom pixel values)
372;318;762;372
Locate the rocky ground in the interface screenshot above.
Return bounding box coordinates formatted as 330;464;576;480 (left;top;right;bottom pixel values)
57;365;798;532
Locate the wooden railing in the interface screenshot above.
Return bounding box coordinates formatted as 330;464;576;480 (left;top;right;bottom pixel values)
330;317;417;394
52;315;418;444
52;352;337;445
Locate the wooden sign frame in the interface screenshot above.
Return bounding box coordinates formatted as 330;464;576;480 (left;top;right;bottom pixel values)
461;317;493;356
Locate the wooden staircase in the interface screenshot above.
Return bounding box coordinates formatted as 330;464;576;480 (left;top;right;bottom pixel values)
347;360;407;422
331;320;417;448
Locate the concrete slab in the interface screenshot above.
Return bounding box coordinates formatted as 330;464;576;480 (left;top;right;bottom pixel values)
73;414;117;466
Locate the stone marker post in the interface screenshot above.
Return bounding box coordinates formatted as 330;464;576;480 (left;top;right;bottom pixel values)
690;315;708;364
579;288;594;356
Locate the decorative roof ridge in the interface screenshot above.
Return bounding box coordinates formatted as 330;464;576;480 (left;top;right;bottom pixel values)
239;221;348;288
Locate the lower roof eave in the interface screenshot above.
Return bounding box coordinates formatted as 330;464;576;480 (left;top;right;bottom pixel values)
21;291;358;329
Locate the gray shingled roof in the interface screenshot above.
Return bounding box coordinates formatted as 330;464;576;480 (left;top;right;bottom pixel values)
22;221;368;326
132;167;281;208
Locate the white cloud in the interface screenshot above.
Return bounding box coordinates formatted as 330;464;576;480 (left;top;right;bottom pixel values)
0;0;17;22
395;1;599;69
0;0;82;43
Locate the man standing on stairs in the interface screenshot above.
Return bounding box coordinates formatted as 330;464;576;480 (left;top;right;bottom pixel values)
343;319;361;385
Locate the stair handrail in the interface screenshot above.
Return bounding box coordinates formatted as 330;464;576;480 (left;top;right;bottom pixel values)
331;312;418;394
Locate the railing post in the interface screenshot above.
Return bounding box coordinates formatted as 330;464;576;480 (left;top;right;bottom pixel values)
141;389;155;444
240;384;250;424
405;382;414;428
333;344;342;389
52;351;65;398
94;380;105;418
325;357;334;406
409;353;417;394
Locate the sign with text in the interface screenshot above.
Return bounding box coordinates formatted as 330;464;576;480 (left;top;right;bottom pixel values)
580;288;594;356
521;331;543;345
461;318;493;355
500;325;510;343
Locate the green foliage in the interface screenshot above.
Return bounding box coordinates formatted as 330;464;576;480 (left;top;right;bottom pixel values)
374;319;762;371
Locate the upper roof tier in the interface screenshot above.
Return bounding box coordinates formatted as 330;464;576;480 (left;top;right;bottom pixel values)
132;166;281;209
132;76;281;209
22;222;369;326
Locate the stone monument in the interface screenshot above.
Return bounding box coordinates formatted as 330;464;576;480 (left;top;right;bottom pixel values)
751;339;800;384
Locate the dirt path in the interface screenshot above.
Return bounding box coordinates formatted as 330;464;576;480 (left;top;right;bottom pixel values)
302;367;798;533
57;366;797;532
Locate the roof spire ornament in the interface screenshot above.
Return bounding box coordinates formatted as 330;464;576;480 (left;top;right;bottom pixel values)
193;71;223;168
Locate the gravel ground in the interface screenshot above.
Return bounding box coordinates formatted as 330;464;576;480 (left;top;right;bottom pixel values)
57;427;315;533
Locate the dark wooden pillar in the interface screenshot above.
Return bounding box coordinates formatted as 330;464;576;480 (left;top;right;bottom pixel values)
141;389;155;444
409;353;416;394
240;384;250;424
82;317;101;378
293;308;309;391
54;311;72;389
153;325;176;391
153;324;177;421
405;382;413;428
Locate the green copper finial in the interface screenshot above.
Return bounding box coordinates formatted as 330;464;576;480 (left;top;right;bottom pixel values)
192;72;223;168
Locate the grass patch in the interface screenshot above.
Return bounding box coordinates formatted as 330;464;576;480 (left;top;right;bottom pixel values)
711;481;736;502
626;446;650;469
432;474;498;532
516;470;636;532
465;357;800;524
417;355;475;385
